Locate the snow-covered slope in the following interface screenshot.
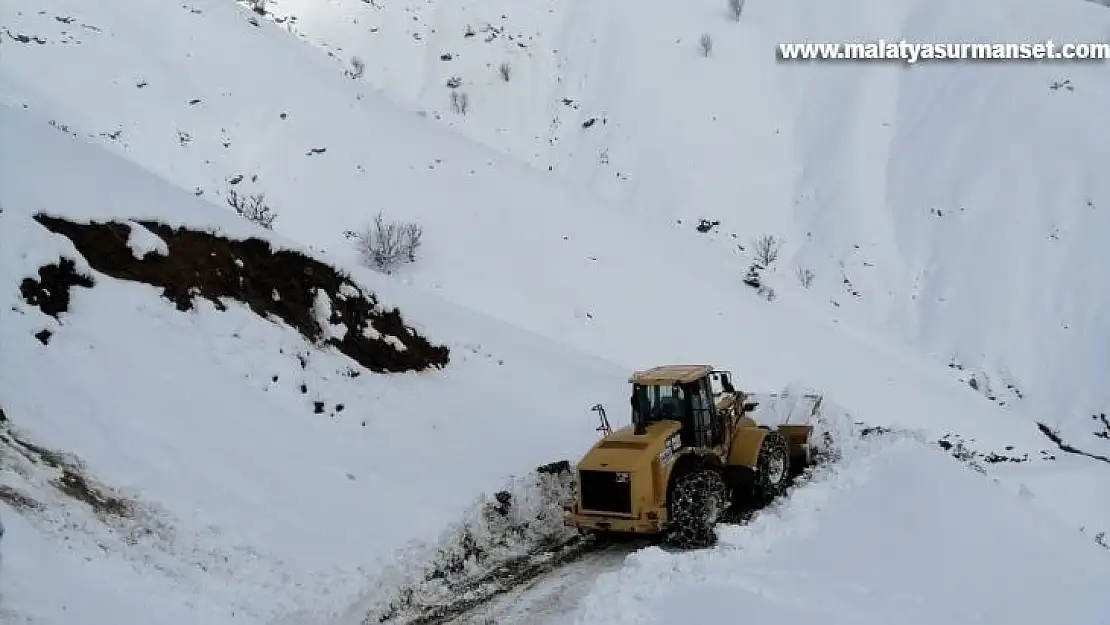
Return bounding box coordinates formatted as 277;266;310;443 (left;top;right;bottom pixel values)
0;0;1082;454
575;436;1110;625
255;0;1110;451
2;1;1109;623
0;101;629;624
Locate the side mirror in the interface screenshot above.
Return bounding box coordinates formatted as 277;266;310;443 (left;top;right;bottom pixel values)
742;402;759;413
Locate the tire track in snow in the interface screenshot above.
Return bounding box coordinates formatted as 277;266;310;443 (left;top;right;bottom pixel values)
439;441;887;624
442;540;649;625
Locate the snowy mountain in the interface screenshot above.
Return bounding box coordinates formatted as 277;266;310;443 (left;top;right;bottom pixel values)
246;0;1110;452
0;100;635;623
1;0;1108;624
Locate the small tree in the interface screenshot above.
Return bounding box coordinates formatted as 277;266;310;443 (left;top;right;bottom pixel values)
498;61;511;82
795;266;814;289
450;90;470;115
699;33;713;57
347;56;365;80
227;188;276;229
752;234;781;267
728;0;745;22
353;211;424;273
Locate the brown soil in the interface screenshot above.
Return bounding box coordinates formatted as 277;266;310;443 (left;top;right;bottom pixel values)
1036;422;1110;464
0;485;44;512
1;424;136;519
30;213;450;373
56;467;133;517
19;257;94;318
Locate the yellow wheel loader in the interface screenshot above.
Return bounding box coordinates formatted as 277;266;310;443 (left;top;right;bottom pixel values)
565;365;822;548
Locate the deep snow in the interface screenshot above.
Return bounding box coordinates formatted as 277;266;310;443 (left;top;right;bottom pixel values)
573;436;1110;625
251;0;1110;452
0;0;1081;454
0;102;628;623
1;0;1109;623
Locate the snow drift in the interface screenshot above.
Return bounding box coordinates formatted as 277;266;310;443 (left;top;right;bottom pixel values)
2;0;1109;623
574;436;1110;625
0;101;628;624
257;0;1110;451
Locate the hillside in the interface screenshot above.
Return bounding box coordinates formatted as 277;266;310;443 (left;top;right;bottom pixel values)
0;0;1083;452
574;437;1110;625
250;0;1110;452
0;101;630;623
1;0;1108;624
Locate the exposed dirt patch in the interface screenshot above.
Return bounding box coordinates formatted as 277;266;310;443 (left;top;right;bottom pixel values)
2;429;70;470
19;257;95;318
1;424;136;519
931;432;1065;473
56;466;134;518
1093;413;1109;441
371;464;588;625
0;484;45;512
1036;422;1110;464
31;214;450;373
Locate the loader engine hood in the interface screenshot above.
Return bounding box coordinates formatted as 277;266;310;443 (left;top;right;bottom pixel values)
576;420;683;472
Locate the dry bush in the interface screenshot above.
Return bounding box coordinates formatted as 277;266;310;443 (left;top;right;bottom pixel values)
354;211;424;273
226;188;276;229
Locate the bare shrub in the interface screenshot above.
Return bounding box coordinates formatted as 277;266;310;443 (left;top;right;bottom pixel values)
498;61;511;82
347;56;365;80
728;0;745;21
450;90;470;115
353;212;424;273
699;33;713;57
752;234;781;267
742;264;775;301
227;188;276;229
795;266;814;289
248;0;267;15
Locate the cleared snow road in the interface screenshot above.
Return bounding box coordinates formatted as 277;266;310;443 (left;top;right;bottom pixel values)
442;541;647;625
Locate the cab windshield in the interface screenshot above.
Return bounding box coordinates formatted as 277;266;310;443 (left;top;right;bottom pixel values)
631;383;687;426
631;379;719;446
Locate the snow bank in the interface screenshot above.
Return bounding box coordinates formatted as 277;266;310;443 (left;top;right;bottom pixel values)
573;438;1110;625
0;0;1079;459
267;0;1110;449
0;102;628;624
345;465;579;625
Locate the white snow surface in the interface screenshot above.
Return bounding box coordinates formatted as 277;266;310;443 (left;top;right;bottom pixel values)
0;103;625;623
124;220;170;259
256;0;1110;450
0;0;1108;623
573;437;1110;625
2;0;1093;453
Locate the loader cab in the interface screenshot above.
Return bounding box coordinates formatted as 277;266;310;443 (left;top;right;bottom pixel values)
630;365;725;449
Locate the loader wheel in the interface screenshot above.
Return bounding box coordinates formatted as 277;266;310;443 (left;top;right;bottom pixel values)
667;468;729;549
755;431;791;503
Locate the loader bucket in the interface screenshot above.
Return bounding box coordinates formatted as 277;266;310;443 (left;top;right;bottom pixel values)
746;392;823;465
745;392;823;426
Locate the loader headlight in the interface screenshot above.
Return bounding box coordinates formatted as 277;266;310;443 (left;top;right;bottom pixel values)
614;472;630;483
